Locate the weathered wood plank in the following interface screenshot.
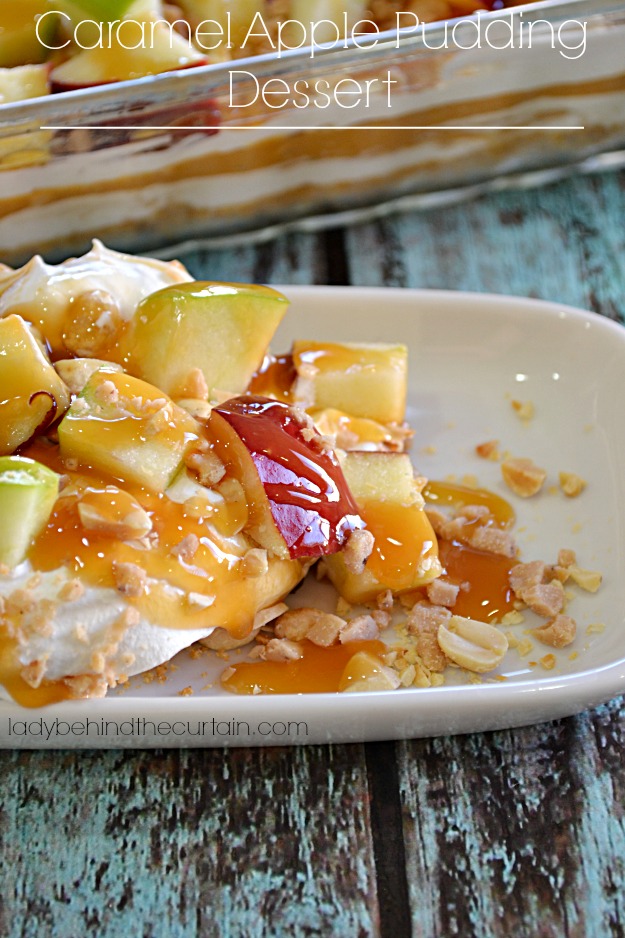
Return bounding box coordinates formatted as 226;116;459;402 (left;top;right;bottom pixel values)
397;699;625;937
345;170;625;322
0;744;378;937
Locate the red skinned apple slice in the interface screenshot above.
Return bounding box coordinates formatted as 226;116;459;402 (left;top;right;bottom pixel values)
208;396;365;560
50;24;207;89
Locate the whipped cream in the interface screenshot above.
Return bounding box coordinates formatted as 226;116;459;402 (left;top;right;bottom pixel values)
0;562;215;701
0;240;192;351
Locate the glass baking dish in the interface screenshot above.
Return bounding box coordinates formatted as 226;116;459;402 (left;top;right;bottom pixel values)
0;0;624;264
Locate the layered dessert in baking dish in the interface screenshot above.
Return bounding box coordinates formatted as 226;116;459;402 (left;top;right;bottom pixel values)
0;0;624;262
0;243;600;705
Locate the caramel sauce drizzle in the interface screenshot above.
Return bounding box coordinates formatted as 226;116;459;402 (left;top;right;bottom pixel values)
248;354;295;403
222;640;387;695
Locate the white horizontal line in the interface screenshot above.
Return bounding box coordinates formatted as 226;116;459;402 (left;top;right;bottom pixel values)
40;124;586;132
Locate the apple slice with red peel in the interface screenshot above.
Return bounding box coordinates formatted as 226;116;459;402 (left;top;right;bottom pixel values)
50;23;207;89
208;396;365;560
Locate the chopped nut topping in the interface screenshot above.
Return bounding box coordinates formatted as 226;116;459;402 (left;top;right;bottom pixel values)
63;674;109;699
274;607;346;645
342;528;375;575
371;609;391;630
184;367;209;400
112;561;148;598
522;580;565;618
340;653;401;692
426;578;459;608
532;614;576;648
559;472;587;498
186;450;226;487
21;658;49;689
424;506;447;536
416;630;448;672
501;458;547;497
376;590;394;612
509;560;546;600
144;405;171;437
339;614;380;644
454;504;489;522
263;639;304;662
306;617;343;648
511;399;535;421
568;566;602;593
558;549;577;568
468;526;517;558
93;379;119;407
171;533;200;563
5;590;36;617
475;440;501;461
406;602;451;634
58;579;85;603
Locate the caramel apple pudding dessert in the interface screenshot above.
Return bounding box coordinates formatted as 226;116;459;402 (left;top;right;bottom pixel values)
0;243;601;706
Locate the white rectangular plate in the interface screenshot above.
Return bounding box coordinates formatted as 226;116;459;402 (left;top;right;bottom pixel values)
2;286;625;748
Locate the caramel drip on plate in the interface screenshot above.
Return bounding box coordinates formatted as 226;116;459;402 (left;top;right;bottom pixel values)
222;639;386;695
363;499;438;591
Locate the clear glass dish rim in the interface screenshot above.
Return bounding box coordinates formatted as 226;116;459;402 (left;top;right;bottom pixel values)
0;0;621;130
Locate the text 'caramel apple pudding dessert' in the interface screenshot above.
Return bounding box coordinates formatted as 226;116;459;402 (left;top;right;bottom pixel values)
0;242;601;706
2;0;531;101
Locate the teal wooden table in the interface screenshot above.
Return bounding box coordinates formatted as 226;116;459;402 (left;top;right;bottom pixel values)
2;170;625;938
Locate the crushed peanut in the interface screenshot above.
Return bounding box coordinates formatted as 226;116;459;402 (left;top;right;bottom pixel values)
112;561;148;598
501;457;547;497
342;528;375;576
185;450;226;487
559;472;587;498
475;440;501;461
437;616;508;673
511;400;535;421
568;566;602;593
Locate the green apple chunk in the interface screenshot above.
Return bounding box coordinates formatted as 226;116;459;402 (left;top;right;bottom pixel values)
124;282;289;398
58;0;137;21
0;456;60;568
0;2;57;69
323;452;441;603
58;370;200;492
292;341;408;425
0;315;71;456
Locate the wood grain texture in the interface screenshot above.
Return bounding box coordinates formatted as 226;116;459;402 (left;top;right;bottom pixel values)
0;745;378;937
2;170;625;938
345;170;625;322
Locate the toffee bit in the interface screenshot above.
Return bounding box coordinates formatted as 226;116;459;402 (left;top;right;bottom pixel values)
532;614;576;648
